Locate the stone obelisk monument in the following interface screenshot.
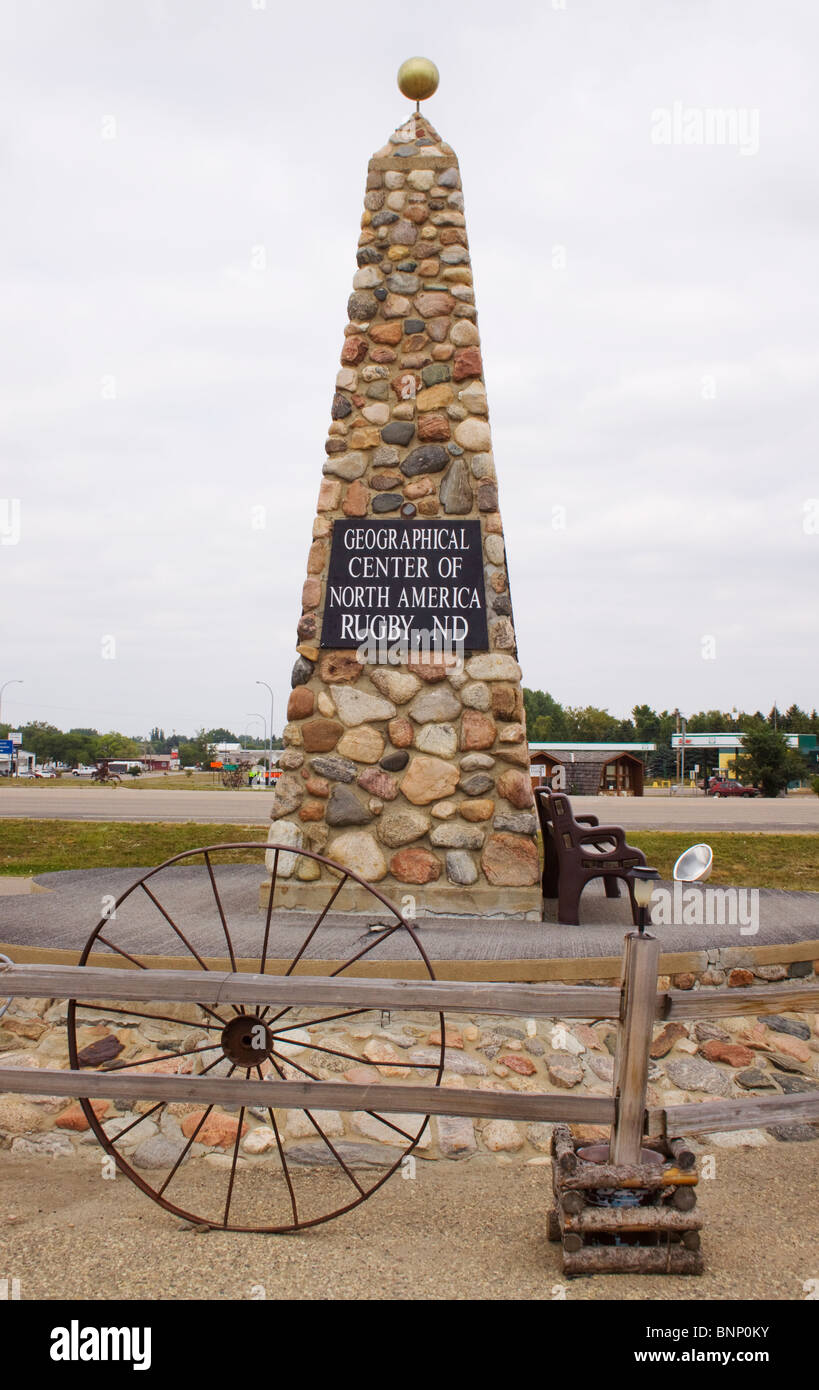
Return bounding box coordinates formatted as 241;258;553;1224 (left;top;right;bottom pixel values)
266;59;541;919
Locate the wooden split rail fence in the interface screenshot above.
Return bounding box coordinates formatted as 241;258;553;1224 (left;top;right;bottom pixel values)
1;937;818;1262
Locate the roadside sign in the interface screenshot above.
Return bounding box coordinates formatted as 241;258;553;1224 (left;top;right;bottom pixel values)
0;740;13;756
210;761;222;769
9;732;22;745
222;764;238;771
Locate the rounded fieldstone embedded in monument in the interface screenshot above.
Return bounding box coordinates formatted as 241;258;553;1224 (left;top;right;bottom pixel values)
271;774;305;820
389;847;442;885
357;766;398;800
459;772;494;797
372;493;403;513
319;652;363;685
454;417;491;452
496;768;535;810
415;722;458;757
494;812;538;835
291;655;315;688
287;687;315;721
381;421;415;446
327;831;387;882
380;749;410;772
430;822;485;850
446;851;478;885
400;754;460;806
459;752;495;771
460;709;497;751
459;799;495;822
331;687;396;727
415;290;455;317
481;834;540;887
407;685;462;723
465;653;522;682
400;443;450;478
461;682;491;711
439;458;473;514
370;669;421;704
301;718;344;754
377;806;430;847
337;726;384;764
325;785;374;827
309;755;357;784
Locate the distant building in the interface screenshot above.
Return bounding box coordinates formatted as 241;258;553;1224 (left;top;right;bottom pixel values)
528;743;657;797
0;748;36;775
671;731;818;779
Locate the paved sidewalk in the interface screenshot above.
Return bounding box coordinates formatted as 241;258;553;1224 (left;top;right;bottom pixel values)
1;866;816;964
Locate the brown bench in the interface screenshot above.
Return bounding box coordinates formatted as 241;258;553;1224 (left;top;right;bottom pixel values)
534;789;650;926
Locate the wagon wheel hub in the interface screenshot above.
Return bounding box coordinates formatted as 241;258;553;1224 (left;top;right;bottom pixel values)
220;1014;274;1067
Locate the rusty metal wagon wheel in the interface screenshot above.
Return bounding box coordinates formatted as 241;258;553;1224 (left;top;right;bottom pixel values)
66;842;445;1233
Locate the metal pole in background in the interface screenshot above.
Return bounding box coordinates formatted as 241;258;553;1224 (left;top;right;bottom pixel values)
256;680;274;786
0;679;23;729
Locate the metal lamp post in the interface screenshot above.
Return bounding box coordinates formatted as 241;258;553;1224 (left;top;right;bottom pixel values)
630;865;660;934
256;681;274;786
0;679;23;728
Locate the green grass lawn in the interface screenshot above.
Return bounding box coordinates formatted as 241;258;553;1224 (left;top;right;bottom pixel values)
0;821;268;877
626;832;818;891
0;820;816;889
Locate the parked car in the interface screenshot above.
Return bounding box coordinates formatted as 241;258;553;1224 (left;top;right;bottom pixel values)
708;778;760;797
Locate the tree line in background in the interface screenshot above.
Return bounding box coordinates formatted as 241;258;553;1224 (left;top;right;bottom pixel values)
0;722;284;769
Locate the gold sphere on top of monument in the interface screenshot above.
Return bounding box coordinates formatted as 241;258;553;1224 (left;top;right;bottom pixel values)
397;56;439;102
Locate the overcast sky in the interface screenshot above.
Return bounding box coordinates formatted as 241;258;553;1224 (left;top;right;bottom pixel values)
1;0;817;742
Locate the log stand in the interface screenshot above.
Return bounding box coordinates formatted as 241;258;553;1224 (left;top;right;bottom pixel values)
548;1125;703;1275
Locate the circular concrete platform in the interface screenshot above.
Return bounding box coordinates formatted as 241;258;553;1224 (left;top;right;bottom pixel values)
1;866;817;983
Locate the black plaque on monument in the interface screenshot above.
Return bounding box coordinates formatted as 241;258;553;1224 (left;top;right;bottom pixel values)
321;519;489;650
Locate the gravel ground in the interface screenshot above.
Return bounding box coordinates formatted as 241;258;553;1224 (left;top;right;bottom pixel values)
3;1142;817;1301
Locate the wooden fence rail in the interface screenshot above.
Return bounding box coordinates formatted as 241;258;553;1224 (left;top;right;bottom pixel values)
1;963;814;1023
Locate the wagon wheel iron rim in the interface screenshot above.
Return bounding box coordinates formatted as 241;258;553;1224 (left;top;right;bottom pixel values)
66;842;446;1233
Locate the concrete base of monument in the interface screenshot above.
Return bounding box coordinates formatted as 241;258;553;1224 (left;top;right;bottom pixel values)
257;878;543;920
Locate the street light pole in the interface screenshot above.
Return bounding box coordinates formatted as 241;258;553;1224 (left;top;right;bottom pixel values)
256;681;274;786
0;679;23;728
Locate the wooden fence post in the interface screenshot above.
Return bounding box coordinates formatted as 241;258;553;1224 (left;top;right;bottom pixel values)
611;930;661;1166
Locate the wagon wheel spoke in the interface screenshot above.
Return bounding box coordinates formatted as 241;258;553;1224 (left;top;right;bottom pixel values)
73;1001;223;1033
258;872;350;1028
254;1065;299;1228
273;1008;371;1034
139;881;211;972
154;1057;236;1199
222;1091;247;1228
102;1043;218;1073
203;851;238;973
257;850;278;986
364;1111;420;1144
265;1051;366;1198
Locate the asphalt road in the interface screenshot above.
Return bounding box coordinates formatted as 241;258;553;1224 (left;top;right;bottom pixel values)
1;787;817;831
